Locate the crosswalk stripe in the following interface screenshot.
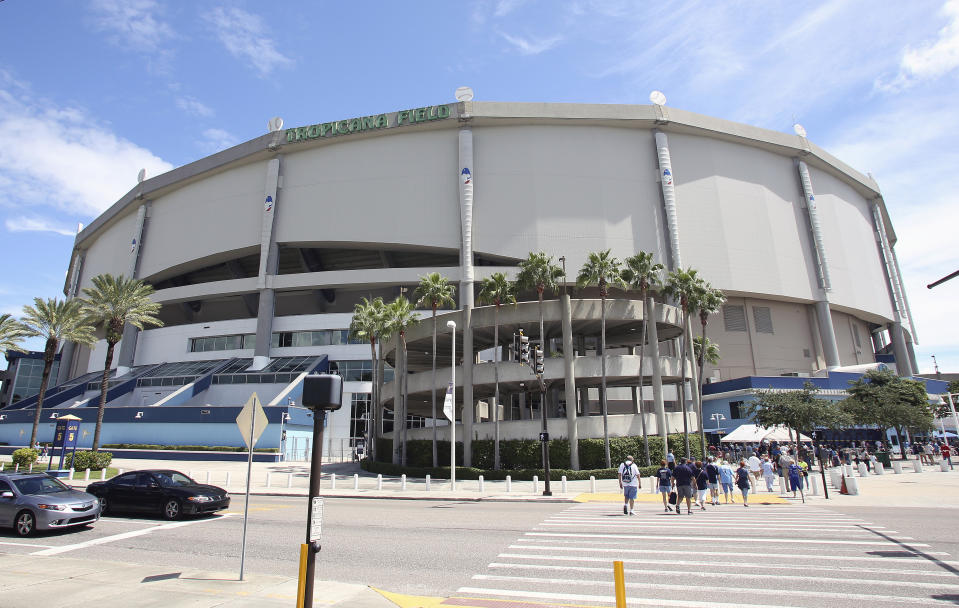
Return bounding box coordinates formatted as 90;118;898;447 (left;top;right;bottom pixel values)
455;586;804;608
536;522;898;533
525;531;929;546
509;543;955;563
487;560;959;589
470;574;953;605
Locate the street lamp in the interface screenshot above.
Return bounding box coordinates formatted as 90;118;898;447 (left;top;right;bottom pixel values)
447;320;457;491
279;412;291;461
558;256;567;295
709;412;726;433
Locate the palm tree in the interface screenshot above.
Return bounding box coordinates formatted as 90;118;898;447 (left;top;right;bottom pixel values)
414;273;456;468
349;297;389;462
478;272;516;470
693;336;721;368
81;274;162;451
516;252;563;441
693;285;726;393
385;296;419;466
18;299;95;449
623;251;664;467
576;250;628;469
663;267;701;459
0;314;28;357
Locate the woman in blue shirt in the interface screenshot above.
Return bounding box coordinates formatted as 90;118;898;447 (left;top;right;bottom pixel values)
788;458;804;502
718;460;736;504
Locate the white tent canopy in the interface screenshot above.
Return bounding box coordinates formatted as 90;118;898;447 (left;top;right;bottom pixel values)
720;424;812;444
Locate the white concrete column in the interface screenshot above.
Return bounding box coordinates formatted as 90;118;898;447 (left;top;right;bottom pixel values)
462;305;473;467
654;131;682;270
647;297;666;443
116;202;150;375
252;158;282;370
458;128;475;307
561;295;579;470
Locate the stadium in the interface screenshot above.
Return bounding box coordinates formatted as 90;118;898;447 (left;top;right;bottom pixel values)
0;98;937;468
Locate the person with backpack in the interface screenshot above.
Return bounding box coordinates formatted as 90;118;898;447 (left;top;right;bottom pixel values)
656;459;673;512
694;461;709;510
735;460;752;507
705;457;721;506
618;455;641;516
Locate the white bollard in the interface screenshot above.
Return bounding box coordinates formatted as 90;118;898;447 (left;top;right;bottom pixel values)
589;475;596;494
893;461;903;474
506;475;512;493
206;471;212;484
425;475;431;491
914;460;923;473
265;472;272;487
811;474;821;496
85;469;91;481
0;462;4;471
69;467;74;479
649;476;657;494
941;460;951;472
858;463;868;477
778;476;788;495
353;473;359;490
188;469;194;479
377;474;383;490
401;474;407;491
329;473;336;489
287;473;294;488
28;464;33;473
844;464;854;477
561;476;567;494
226;472;232;487
14;464;18;472
101;469;107;481
118;468;124;476
478;475;485;493
875;463;884;475
533;476;539;493
844;476;860;495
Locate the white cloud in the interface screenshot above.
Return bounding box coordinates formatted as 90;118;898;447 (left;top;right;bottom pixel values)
875;0;959;91
90;0;174;53
500;31;563;55
175;96;214;118
0;73;173;217
494;0;527;17
203;7;292;77
199;128;238;154
5;216;77;237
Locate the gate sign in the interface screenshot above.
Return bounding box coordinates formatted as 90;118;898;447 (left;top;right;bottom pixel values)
53;419;80;449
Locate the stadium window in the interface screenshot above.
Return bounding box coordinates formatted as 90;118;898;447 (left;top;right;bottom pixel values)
729;401;744;419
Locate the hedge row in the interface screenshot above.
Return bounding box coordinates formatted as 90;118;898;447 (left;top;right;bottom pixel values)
373;433;704;475
66;450;113;471
103;443;277;453
361;458;661;481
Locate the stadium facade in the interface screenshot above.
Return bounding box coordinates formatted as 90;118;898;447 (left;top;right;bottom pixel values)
0;99;934;467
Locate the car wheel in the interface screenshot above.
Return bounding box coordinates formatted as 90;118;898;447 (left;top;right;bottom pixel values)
98;495;109;514
15;510;36;537
163;499;182;520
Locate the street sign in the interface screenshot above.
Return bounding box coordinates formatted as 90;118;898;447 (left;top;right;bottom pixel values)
309;497;323;542
442;382;454;421
236;393;268;449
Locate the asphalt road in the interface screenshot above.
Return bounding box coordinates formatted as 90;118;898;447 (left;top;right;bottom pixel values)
2;496;958;605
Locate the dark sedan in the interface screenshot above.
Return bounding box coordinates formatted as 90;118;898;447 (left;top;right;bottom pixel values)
86;470;230;520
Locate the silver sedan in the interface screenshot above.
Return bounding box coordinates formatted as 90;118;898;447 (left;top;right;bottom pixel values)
0;473;101;536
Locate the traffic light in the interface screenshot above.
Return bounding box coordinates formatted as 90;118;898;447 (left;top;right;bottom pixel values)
518;330;530;365
534;346;544;376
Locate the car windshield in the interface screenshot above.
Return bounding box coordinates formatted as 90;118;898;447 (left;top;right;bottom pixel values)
13;476;71;495
153;472;196;487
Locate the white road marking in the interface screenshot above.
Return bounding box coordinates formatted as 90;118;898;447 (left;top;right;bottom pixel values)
31;514;233;556
456;586;803;608
509;543;954;562
488;560;959;589
525;531;928;546
0;540;54;549
470;574;953;605
538;521;896;533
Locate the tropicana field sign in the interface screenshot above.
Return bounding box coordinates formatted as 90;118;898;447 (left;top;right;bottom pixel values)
286;104;452;144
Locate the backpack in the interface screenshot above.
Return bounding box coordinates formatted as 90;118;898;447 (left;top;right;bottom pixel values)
621;462;634;483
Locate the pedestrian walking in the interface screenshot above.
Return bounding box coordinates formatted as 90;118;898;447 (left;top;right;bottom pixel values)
618;455;641;516
672;457;697;515
788;458;804;502
706;457;720;506
735;460;751;507
694;461;708;510
656;459;673;512
762;456;776;492
747;452;762;483
942;442;953;469
718;459;736;503
666;450;676;471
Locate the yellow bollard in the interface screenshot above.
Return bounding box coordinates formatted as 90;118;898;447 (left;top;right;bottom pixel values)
296;543;310;608
613;560;626;608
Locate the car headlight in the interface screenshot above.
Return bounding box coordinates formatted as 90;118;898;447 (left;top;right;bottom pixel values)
188;495;212;502
37;504;67;511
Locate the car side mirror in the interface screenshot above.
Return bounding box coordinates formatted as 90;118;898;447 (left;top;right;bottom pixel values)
0;491;13;499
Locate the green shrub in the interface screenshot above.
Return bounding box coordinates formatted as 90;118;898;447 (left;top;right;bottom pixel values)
66;451;113;471
12;448;38;468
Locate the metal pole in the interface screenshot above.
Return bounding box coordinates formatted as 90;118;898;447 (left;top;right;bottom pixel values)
302;411;325;608
451;328;456;491
540;379;552;496
239;405;257;581
814;433;828;499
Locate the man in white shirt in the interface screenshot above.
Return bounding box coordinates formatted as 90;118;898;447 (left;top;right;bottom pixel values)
618;455;641;516
747;452;762;483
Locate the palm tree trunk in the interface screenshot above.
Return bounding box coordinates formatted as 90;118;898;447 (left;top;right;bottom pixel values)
678;311;691;459
368;338;377;462
638;290;650;466
600;293;611;469
431;309;438;468
697;320;708;458
93;340;117;452
29;338;57;449
401;335;409;467
493;304;501;470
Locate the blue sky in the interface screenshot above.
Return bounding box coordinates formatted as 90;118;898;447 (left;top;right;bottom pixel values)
0;0;957;374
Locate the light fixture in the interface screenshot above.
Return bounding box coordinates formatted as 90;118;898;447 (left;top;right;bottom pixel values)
0;415;6;421
49;413;59;420
134;411;144;419
793;123;807;138
455;86;474;102
649;90;667;106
